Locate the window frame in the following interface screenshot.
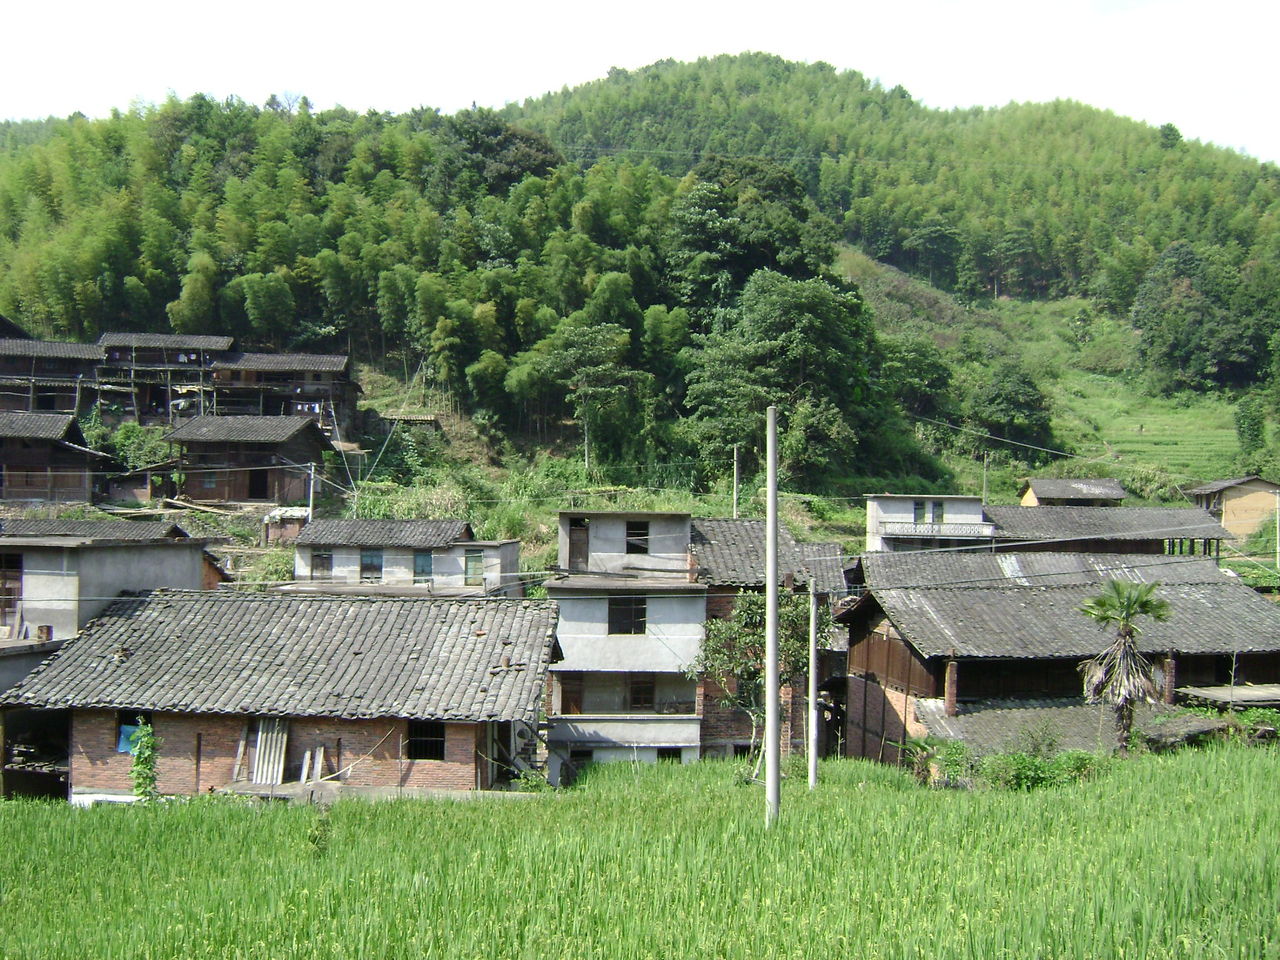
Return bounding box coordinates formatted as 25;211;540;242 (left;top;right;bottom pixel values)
405;719;446;761
463;548;484;587
359;548;384;583
607;596;647;635
625;520;650;555
413;550;434;585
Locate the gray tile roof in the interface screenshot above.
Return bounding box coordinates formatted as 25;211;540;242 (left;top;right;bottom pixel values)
212;352;349;373
858;551;1226;591
1024;477;1127;501
798;542;848;595
297;519;471;549
0;338;102;360
2;593;559;723
0;520;187;541
0;411;76;440
165;415;322;445
915;698;1205;755
690;518;806;586
98;332;233;351
859;558;1280;661
984;505;1230;542
1185;476;1277;496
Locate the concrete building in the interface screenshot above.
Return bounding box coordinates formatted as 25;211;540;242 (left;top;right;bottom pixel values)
864;494;995;553
1;593;558;802
287;519;521;597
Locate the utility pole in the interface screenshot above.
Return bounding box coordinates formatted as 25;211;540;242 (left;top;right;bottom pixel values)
732;448;742;522
764;406;780;828
307;462;316;522
583;414;590;473
808;578;818;790
1274;489;1278;579
982;453;989;504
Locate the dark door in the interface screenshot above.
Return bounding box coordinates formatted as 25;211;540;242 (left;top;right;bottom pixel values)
248;468;270;500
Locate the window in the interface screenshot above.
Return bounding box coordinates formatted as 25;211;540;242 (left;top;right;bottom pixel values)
311;551;333;581
568;517;589;571
116;710;153;754
931;500;946;523
464;549;484;586
656;747;683;763
627;675;656;711
0;553;20;629
360;549;383;582
558;674;584;715
913;500;926;523
608;597;646;635
413;551;434;584
405;720;446;760
625;521;650;554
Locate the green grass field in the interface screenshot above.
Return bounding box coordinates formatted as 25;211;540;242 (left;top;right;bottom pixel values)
2;747;1276;959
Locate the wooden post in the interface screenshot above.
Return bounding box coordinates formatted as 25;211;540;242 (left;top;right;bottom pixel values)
944;659;958;717
1162;654;1177;704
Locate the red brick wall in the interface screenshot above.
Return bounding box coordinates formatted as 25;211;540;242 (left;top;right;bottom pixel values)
70;711;481;794
698;678;809;756
844;675;926;765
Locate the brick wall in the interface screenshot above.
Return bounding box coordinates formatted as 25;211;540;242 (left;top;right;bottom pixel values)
698;677;809;756
844;675;927;765
71;711;482;795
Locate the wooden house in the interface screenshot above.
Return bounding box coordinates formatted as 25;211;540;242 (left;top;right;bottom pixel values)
837;551;1280;762
1;593;559;802
0;340;101;414
165;415;333;504
97;332;233;423
0;412;108;503
208;352;356;436
1186;476;1280;541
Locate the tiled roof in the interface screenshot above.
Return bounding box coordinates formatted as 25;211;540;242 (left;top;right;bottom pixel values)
984;505;1230;542
0;519;187;541
3;593;559;723
852;552;1280;660
690;518;806;586
798;542;848;595
914;698;1216;755
0;411;76;440
212;352;348;373
0;338;101;360
297;519;471;549
165;415;320;444
1024;477;1127;500
98;332;234;351
857;551;1225;590
1185;476;1277;496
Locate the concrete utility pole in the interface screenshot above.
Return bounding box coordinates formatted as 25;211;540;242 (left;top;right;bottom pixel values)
732;448;742;522
808;578;818;790
307;462;316;522
1274;489;1279;578
764;406;780;828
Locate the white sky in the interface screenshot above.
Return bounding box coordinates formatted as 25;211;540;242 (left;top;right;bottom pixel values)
4;0;1277;163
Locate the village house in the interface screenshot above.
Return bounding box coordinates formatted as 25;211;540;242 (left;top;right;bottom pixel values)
285;519;522;597
1018;477;1128;507
165;415;333;504
837;551;1280;763
0;593;559;802
208;352;358;437
1186;476;1280;541
0;412;109;503
97;332;234;423
0;340;101;414
542;510;845;783
864;494;1228;556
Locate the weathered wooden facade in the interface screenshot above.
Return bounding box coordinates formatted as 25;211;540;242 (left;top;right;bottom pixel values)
0;412;107;503
838;551;1280;762
165;415;334;504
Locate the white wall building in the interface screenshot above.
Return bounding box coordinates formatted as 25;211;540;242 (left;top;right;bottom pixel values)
864;494;995;553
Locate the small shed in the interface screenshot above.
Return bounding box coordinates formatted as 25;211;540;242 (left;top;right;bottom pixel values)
1019;477;1128;507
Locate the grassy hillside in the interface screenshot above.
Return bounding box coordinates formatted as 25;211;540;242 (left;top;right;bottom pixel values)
2;746;1276;958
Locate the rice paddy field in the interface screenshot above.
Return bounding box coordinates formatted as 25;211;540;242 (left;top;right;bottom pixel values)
2;746;1276;960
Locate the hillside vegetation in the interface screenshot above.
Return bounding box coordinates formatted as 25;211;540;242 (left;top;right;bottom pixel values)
2;53;1278;497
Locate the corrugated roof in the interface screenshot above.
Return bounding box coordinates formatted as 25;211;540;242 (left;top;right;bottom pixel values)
854;552;1280;659
1185;476;1278;496
0;411;76;440
165;415;321;444
690;518;807;586
0;339;101;360
2;593;559;722
297;519;471;549
98;332;234;350
1024;477;1127;500
984;505;1230;542
0;520;187;541
212;352;349;373
858;551;1224;590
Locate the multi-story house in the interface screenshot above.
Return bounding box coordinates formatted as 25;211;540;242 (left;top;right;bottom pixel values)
286;519;522;597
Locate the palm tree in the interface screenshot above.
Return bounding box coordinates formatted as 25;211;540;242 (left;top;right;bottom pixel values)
1078;580;1172;755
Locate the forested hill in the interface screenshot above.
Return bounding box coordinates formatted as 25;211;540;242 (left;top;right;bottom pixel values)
506;54;1279;303
0;53;1278;491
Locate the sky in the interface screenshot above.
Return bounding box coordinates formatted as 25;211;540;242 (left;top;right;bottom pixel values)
4;0;1276;163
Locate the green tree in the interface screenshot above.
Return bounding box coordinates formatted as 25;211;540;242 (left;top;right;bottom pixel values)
1078;580;1172;755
